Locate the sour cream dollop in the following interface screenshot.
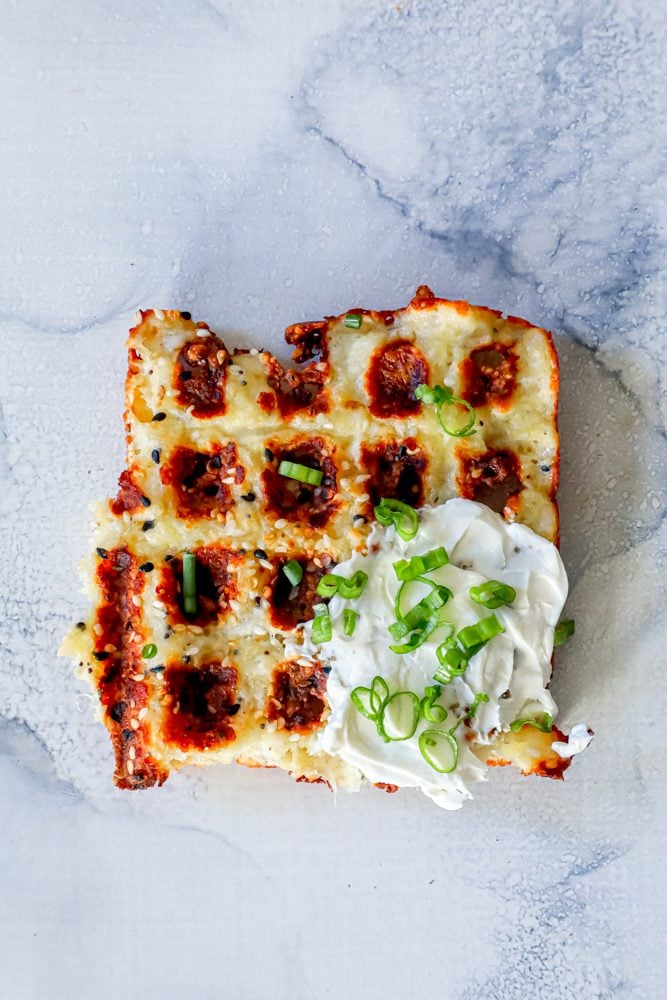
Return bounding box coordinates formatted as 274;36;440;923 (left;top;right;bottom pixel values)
302;499;582;810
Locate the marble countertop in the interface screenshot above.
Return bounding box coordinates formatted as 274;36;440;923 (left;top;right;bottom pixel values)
1;2;665;997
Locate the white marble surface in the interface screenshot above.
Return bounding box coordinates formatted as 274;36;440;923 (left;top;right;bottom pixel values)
1;2;665;997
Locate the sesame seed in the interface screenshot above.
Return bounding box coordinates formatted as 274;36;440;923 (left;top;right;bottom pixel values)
129;746;136;760
93;651;109;661
276;717;286;730
274;518;287;529
254;548;268;560
173;623;186;633
131;595;142;607
264;448;274;462
130;719;140;731
139;562;154;572
141;520;155;532
138;707;148;720
151;412;167;422
249;348;259;356
104;643;117;653
131;673;144;682
96;547;108;559
154;309;165;320
358;493;370;503
93;623;103;636
241;492;256;502
184;646;199;656
151;449;161;464
140;495;151;507
76;621;86;630
126;759;135;774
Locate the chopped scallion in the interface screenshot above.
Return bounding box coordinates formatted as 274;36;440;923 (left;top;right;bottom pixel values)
282;560;303;587
554;618;575;647
418;729;459;773
316;570;369;599
420;685;448;724
457;613;504;650
278;460;323;486
466;692;489;718
393;546;449;581
141;643;158;659
311;605;332;644
374;497;419;541
510;713;553;733
415;382;476;438
470;580;516;609
344;312;362;329
182;552;197;616
377;691;421;742
343;608;358;636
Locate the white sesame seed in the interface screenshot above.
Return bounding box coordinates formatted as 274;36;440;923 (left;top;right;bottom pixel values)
93;624;103;636
289;733;301;742
173;623;186;633
259;560;273;571
222;476;236;485
131;595;142;607
104;643;117;653
154;309;165;320
196;328;211;338
358;493;370;503
188;625;204;635
274;518;287;529
130;719;140;731
129;746;136;760
276;717;286;730
126;760;135;774
131;673;144;682
138;707;148;719
184;645;199;656
249;348;259;356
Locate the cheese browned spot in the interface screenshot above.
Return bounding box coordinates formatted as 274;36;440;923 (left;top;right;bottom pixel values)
457;448;524;514
365;339;429;418
110;470;144;516
267;661;328;732
261;436;339;529
163;662;238;751
156;546;240;627
460;343;518;409
268;553;336;630
262;355;330;419
160;443;244;519
174;334;228;418
360;438;427;512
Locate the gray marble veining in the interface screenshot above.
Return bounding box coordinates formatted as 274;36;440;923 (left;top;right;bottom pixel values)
1;1;665;997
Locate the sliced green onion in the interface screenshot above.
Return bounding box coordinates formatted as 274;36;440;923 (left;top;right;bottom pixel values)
344;312;362;329
311;606;332;644
182;551;197;615
351;686;376;720
420;685;448;724
370;675;390;715
374;498;419;541
466;692;489;718
389;614;443;654
418;729;459;773
554;618;575;647
510;713;553;734
282;560;303;587
338;570;369;599
141;643;158;659
388;584;452;640
458;614;505;651
433;642;469;683
393;546;449;581
377;691;420;742
316;573;343;597
470;580;516;609
343;608;358;636
278;460;323;486
415;382;476;438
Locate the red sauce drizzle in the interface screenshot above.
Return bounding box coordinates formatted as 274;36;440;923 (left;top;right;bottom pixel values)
95;549;166;789
267;661;328;732
365;340;429;418
157;546;240;627
261;436;339;529
360;438;427;512
174;334;228;418
110;470;144;516
162;662;238;751
160;443;244;520
263;356;329;419
268;554;335;631
457;449;524;514
460;343;518;409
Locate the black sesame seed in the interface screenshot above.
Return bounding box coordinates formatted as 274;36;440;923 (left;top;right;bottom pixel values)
254;596;262;606
322;666;332;675
109;702;126;722
151;449;161;464
237;548;246;555
139;562;154;573
141;520;155;532
96;547;108;558
240;380;247;386
397;445;407;460
93;651;109;661
540;464;550;473
353;514;367;524
501;689;511;699
180;311;192;321
164;554;174;562
264;448;274;462
149;664;164;674
228;704;241;716
259;723;265;729
178;370;192;381
254;548;268;560
151;412;167;422
232;649;239;655
241;491;256;502
76;621;86;630
140;495;151;507
208;454;222;469
183;655;191;664
122;728;134;740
